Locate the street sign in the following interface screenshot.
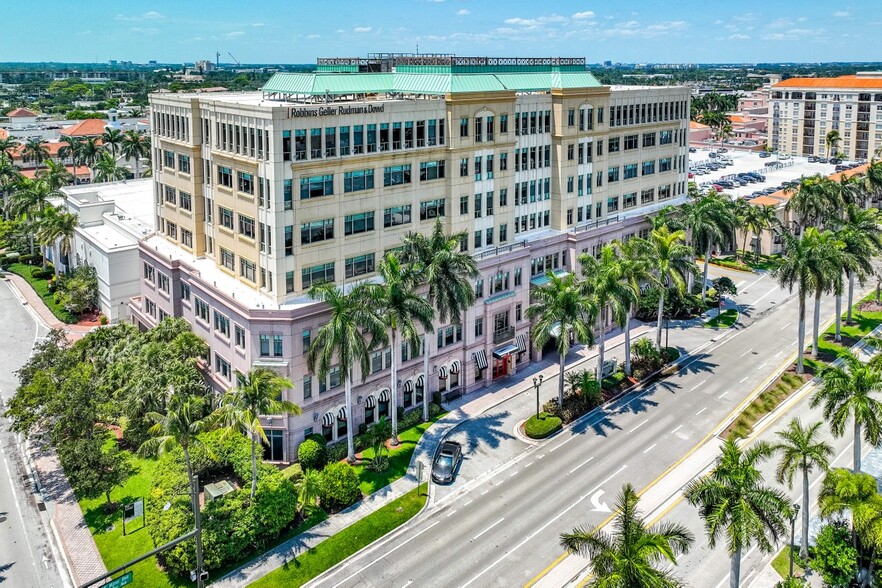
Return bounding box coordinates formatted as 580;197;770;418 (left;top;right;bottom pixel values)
124;499;144;523
103;571;133;588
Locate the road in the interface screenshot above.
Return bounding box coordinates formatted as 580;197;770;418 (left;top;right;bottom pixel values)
306;270;832;587
0;279;64;587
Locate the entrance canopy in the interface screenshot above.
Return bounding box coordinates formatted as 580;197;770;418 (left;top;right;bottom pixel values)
493;344;520;359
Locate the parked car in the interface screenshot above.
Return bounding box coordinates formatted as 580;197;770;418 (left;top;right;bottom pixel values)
818;157;829;163
830;157;843;164
835;165;847;172
431;441;463;484
718;147;728;153
779;154;791;160
759;151;771;158
807;156;818;163
710;184;723;192
689;147;697;153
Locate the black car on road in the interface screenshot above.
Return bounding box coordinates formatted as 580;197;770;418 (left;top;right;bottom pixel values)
432;441;463;484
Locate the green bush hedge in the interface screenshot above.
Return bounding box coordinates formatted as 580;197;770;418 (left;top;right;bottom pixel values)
319;461;361;511
298;438;327;470
524;413;562;439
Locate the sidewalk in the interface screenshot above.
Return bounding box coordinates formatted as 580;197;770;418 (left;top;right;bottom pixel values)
2;273;96;340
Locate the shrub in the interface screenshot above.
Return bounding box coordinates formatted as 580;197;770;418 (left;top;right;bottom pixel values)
812;521;858;588
280;462;303;483
298;438;327;471
631;337;665;379
428;402;443;418
636;286;703;321
524;413;562;439
713;276;738;296
433;391;442;406
99;315;108;325
399;407;423;430
325;441;347;464
305;433;327;447
774;578;808;588
319;461;361;511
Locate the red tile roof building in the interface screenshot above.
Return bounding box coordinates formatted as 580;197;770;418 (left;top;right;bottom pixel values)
60;119;108;137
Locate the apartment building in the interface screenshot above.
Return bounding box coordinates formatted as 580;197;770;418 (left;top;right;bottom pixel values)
131;55;690;461
770;73;882;160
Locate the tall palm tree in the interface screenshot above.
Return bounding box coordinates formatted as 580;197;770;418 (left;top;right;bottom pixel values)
579;245;632;381
787;174;840;229
364;254;434;443
560;483;694;588
101;127;123;158
773;418;833;559
217;367;301;500
36;206;78;278
685;438;793;588
400;220;478;421
644;225;694;349
37;159;75;191
825;129;842;159
8;178;59;256
92;151;128;183
0;136;20;156
79;137;102;168
833;205;882;327
120;130;151;178
744;204;780;261
308;283;387;461
526;272;597;407
677;193;733;301
813;350;882;472
807;230;844;357
58;135;84;167
614;238;650;377
21;138;49;167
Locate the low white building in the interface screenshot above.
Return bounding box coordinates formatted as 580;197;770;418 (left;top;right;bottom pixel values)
57;179;154;322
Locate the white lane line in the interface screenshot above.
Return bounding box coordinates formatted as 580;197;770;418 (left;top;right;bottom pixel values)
509;470;519;478
629;419;649;433
481;489;489;496
331;521;441;588
775;350;784;357
779;321;793;331
549;434;578;453
524;461;534;469
739;375;749;383
536;453;545;459
696;406;708;416
568;456;595;475
719;390;729;399
689;379;707;392
752;286;779;306
461;464;628;587
472;517;505;542
446;510;457;517
643;443;657;454
735;280;747;289
401;581;413;588
739;348;753;357
759;361;768;369
0;447;39;571
671;424;683;434
465;499;475;505
745;275;765;291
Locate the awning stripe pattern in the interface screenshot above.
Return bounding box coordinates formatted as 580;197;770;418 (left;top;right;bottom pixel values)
403;379;414;393
365;395;377;409
322;412;335;427
377;388;390;402
337;405;347;420
516;333;528;353
474;350;489;370
438;365;449;379
450;360;461;374
416;374;425;387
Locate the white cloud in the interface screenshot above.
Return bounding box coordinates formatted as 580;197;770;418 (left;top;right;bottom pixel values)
504;14;566;27
728;33;750;40
252;22;267;27
572;11;595;20
130;27;160;35
832;10;850;17
767;17;793;29
354;26;373;33
224;31;245;38
307;34;321;39
457;8;470;15
761;28;819;41
115;11;165;21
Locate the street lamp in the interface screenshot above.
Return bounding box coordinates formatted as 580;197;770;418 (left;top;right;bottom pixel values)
163;475;206;588
532;374;544;419
789;502;801;577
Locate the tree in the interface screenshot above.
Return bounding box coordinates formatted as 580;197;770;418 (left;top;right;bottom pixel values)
362;417;391;472
812;522;859;588
101;127;123;158
297;469;322;513
560;483;694;588
773;418;833;560
787;175;840;229
813;351;882;472
685;438;793;588
825;130;842;159
644;225;694;349
36;159;75;191
60;431;133;511
120;130;151;178
579;245;631;381
400;220;478;421
745;203;779;261
36;205;78;278
58;135;84;167
806;230;844;357
217;367;301;500
676;193;733;300
527;272;597;407
308;283;387;462
615;238;651;376
92;151;128;183
21;138;49;166
8;178;60;256
832;205;882;329
58;264;98;314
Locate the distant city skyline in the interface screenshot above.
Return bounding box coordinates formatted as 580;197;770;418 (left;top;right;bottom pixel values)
5;0;880;65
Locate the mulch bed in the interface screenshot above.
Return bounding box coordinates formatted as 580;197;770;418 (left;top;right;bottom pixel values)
857;300;882;313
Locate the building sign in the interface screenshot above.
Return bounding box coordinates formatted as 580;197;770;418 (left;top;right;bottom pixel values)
289;104;385;118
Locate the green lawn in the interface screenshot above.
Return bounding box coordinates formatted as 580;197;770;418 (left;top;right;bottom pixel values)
352;413;446;495
804;293;882;373
725;371;809;439
771;546;805;579
4;262;78;323
251;484;427;588
705;309;738;329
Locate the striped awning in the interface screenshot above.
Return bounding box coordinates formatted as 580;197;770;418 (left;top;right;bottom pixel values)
403;379;414;393
416;374;425;388
438;365;449;379
473;349;489;370
516;333;528;353
377;388;390;402
322;411;335;427
365;395;377;409
450;360;461;374
337;405;347;421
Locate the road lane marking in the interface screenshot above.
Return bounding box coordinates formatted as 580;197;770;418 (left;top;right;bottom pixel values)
689;379;707;392
330;521;441;588
629;419;649;433
549;434;578;452
719;390;729;399
643;443;657;454
745;275;765;291
739;376;749;383
481;489;489;495
739;348;753;357
735;280;747;289
402;581;413;588
465;499;474;505
472;517;505;541
536;453;545;459
524;461;534;468
775;350;784;357
752;285;779;306
568;456;595;475
509;470;519;477
671;425;683;434
779;321;793;331
696;406;708;416
446;510;457;517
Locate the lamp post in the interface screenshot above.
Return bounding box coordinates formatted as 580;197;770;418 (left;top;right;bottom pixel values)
532;374;544;419
164;475;206;588
789;501;801;578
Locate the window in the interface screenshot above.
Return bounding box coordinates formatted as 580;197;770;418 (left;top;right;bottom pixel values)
325;127;336;157
460;158;468;177
642;160;656;176
180;281;191;301
301;219;334;245
474;193;482;219
344;211;374;235
567;109;575;127
163;150;175;169
237;172;254;194
474;156;482;181
218;166;233;188
607;196;620;213
475;277;484;298
282;179;292;210
214;311;230;337
219;206;234;229
499;152;508;171
164;185;176;205
623;163;638;180
608;137;620;153
240;258;256;282
259;334;284;357
420;199;445;220
460;196;469;215
143;262;155;283
238;214;255;239
300;174;334;199
343;169;374;193
486;192;494;216
436;324;463;349
607;166;620;182
499;188;507;206
475;317;484;338
460;117;468;137
263;429;284;461
346;253;375;278
303;376;312;399
383;164;412;187
642;132;656;147
474;230;482;249
624;134;638;150
384;205;412;227
284;226;294;255
493;311;510;337
194;297;209;322
490;271;509;294
419;160;445;181
474;116;483;141
220;247;235;271
641;188;655;204
179;191;192;211
659;130;673;145
623;192;637;209
215;353;232;380
659;157;672;172
235;325;246;348
285;271;295;293
302;262;334;289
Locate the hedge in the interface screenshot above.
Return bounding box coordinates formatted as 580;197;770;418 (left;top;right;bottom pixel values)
524;413;562;439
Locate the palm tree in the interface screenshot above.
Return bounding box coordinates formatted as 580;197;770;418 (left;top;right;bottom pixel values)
400;220;478;421
0;136;20;156
217;367;300;500
8;178;59;256
120;130;151;178
101;127;123;158
813;350;882;472
308;283;387;461
677;193;733;300
79;137;102;168
787;175;840;229
92;151;128;183
614;238;650;377
526;272;597;407
745;204;780;261
297;469;322;513
644;225;694;349
58;135;84;167
21;138;49;167
560;483;694;588
685;438;793;588
579;245;632;381
37;159;75;191
773;418;833;560
36;206;78;278
825;130;842;159
833;205;882;328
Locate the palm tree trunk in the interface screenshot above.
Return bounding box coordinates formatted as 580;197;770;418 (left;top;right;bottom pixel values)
835;292;842;342
134;156;140;179
812;292;822;357
558;352;566;407
182;447;203;586
656;288;665;349
250;433;258;500
730;548;741;588
701;244;711;301
855;420;862;472
796;295;806;374
344;375;355;462
801;467;810;560
422;332;430;422
742;230;750;261
390;328;400;445
623;305;632;376
596;312;605;382
848;272;856;324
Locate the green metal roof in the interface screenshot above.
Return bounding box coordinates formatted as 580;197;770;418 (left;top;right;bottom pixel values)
262;70;601;97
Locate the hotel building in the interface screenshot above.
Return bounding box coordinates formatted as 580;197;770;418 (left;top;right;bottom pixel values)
131;55;690;461
770;72;882;160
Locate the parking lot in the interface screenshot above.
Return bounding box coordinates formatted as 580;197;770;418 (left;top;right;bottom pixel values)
689;147;864;199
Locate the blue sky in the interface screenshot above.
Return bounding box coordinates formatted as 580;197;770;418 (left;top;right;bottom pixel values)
3;0;879;64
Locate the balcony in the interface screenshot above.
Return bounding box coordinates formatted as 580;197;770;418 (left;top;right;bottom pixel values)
493;326;515;344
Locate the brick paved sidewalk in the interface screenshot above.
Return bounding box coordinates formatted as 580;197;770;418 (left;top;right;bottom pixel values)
1;273;96;341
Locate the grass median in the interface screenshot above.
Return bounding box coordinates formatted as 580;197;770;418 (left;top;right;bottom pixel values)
251;483;428;588
705;308;738;329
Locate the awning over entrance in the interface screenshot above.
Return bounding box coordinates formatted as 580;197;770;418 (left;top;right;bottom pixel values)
493;344;520;359
516;333;528;353
473;349;489;370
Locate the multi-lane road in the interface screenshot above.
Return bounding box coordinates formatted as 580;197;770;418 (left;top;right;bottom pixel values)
306;271;842;588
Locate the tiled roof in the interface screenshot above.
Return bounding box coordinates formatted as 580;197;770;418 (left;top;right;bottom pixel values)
6;107;37;117
689;121;709;129
0;128;8;140
60;119;108;137
773;76;882;89
9;142;65;158
748;196;784;206
749;163;872;206
20;165;90;179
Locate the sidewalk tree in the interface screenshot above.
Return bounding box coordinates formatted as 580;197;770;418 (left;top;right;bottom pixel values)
308;282;387;461
644;225;694;349
527;272;597;407
614;237;651;376
560;483;694;588
676;193;733;301
832;204;882;329
217;367;301;500
813;351;882;472
806;230;844;357
773;418;833;560
400;219;478;421
685;438;793;588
